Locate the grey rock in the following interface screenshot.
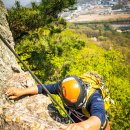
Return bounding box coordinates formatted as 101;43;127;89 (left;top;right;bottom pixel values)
0;1;22;88
1;72;67;130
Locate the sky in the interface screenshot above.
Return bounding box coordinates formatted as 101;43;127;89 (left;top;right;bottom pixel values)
2;0;41;8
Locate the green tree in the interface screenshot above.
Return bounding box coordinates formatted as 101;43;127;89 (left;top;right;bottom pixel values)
15;0;21;9
7;0;76;41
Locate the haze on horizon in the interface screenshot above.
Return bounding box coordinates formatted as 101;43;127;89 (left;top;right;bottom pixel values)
2;0;41;8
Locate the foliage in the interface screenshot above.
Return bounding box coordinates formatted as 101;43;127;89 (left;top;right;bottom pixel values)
69;23;130;58
15;26;130;129
8;7;42;40
15;28;86;81
7;0;75;40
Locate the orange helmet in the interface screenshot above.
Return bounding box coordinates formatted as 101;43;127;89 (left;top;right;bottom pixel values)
59;76;87;109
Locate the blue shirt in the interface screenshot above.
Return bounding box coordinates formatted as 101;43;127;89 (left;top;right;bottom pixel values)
37;83;106;127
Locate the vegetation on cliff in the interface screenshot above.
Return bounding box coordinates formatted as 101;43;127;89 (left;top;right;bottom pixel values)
7;1;130;130
7;0;75;40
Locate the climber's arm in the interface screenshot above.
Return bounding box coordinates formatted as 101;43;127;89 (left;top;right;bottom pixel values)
37;82;59;94
5;85;38;99
61;116;101;130
79;116;101;130
5;83;59;99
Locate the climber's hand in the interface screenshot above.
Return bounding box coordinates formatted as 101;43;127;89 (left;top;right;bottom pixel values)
5;87;23;99
61;123;85;130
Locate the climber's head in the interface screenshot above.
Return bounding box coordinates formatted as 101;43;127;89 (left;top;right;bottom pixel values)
59;76;87;110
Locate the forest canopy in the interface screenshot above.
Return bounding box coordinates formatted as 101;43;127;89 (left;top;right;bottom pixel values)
7;0;75;40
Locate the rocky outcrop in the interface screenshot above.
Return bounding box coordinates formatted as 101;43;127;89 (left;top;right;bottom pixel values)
0;0;22;88
0;1;67;129
1;72;66;130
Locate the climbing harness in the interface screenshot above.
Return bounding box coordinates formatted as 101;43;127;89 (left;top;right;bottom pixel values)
0;34;75;123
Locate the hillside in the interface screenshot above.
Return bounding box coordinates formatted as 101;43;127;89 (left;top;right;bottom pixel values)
14;18;130;130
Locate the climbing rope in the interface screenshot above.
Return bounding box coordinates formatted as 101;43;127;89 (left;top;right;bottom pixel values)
0;34;75;123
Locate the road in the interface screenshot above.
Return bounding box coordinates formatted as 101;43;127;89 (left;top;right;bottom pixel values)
70;13;130;23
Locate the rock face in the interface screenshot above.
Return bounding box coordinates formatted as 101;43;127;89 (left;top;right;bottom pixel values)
0;72;66;130
0;1;66;129
0;0;22;88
